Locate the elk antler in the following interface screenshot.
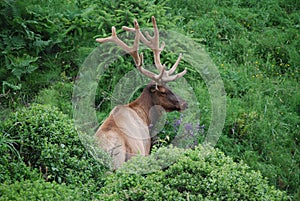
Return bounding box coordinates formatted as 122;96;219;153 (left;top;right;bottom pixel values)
96;16;187;86
96;20;142;67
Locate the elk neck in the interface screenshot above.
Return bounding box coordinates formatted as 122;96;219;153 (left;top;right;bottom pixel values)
128;84;160;126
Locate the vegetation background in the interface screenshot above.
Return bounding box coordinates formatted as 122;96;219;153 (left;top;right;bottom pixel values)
0;0;299;200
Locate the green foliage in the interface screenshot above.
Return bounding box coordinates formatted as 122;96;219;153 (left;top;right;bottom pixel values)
0;0;177;108
5;54;39;80
0;0;77;107
219;78;300;196
169;0;299;79
98;146;290;200
0;179;83;201
165;1;299;198
36;81;73;116
0;132;40;183
0;104;107;199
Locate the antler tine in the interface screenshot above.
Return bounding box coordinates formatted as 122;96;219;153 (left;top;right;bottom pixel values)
138;16;187;85
167;53;186;76
164;68;187;82
137;63;165;85
138;16;165;72
96;21;142;67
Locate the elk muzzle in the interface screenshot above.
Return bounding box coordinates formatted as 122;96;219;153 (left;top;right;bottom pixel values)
176;95;188;112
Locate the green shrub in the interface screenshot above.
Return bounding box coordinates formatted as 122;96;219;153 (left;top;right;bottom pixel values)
98;146;290;200
0;179;83;201
0;104;107;199
36;81;73;116
0;132;40;183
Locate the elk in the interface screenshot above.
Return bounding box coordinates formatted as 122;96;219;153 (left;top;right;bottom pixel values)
95;16;187;169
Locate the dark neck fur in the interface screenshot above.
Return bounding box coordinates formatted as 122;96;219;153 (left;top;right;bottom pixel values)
128;84;161;126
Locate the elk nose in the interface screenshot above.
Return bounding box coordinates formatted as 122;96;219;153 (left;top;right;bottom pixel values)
180;101;188;110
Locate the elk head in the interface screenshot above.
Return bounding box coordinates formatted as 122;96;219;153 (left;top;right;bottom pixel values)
96;16;187;115
145;83;187;112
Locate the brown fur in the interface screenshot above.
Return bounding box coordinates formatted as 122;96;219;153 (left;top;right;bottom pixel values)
95;82;187;169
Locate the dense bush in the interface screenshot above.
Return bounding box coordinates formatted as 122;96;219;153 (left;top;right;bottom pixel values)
0;131;40;183
0;179;83;201
0;104;107;199
36;81;73;116
98;146;290;200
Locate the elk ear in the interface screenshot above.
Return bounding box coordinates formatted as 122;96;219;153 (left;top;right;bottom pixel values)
150;84;157;93
158;86;167;93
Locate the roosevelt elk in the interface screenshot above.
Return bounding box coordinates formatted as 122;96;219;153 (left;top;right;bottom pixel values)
95;16;187;169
